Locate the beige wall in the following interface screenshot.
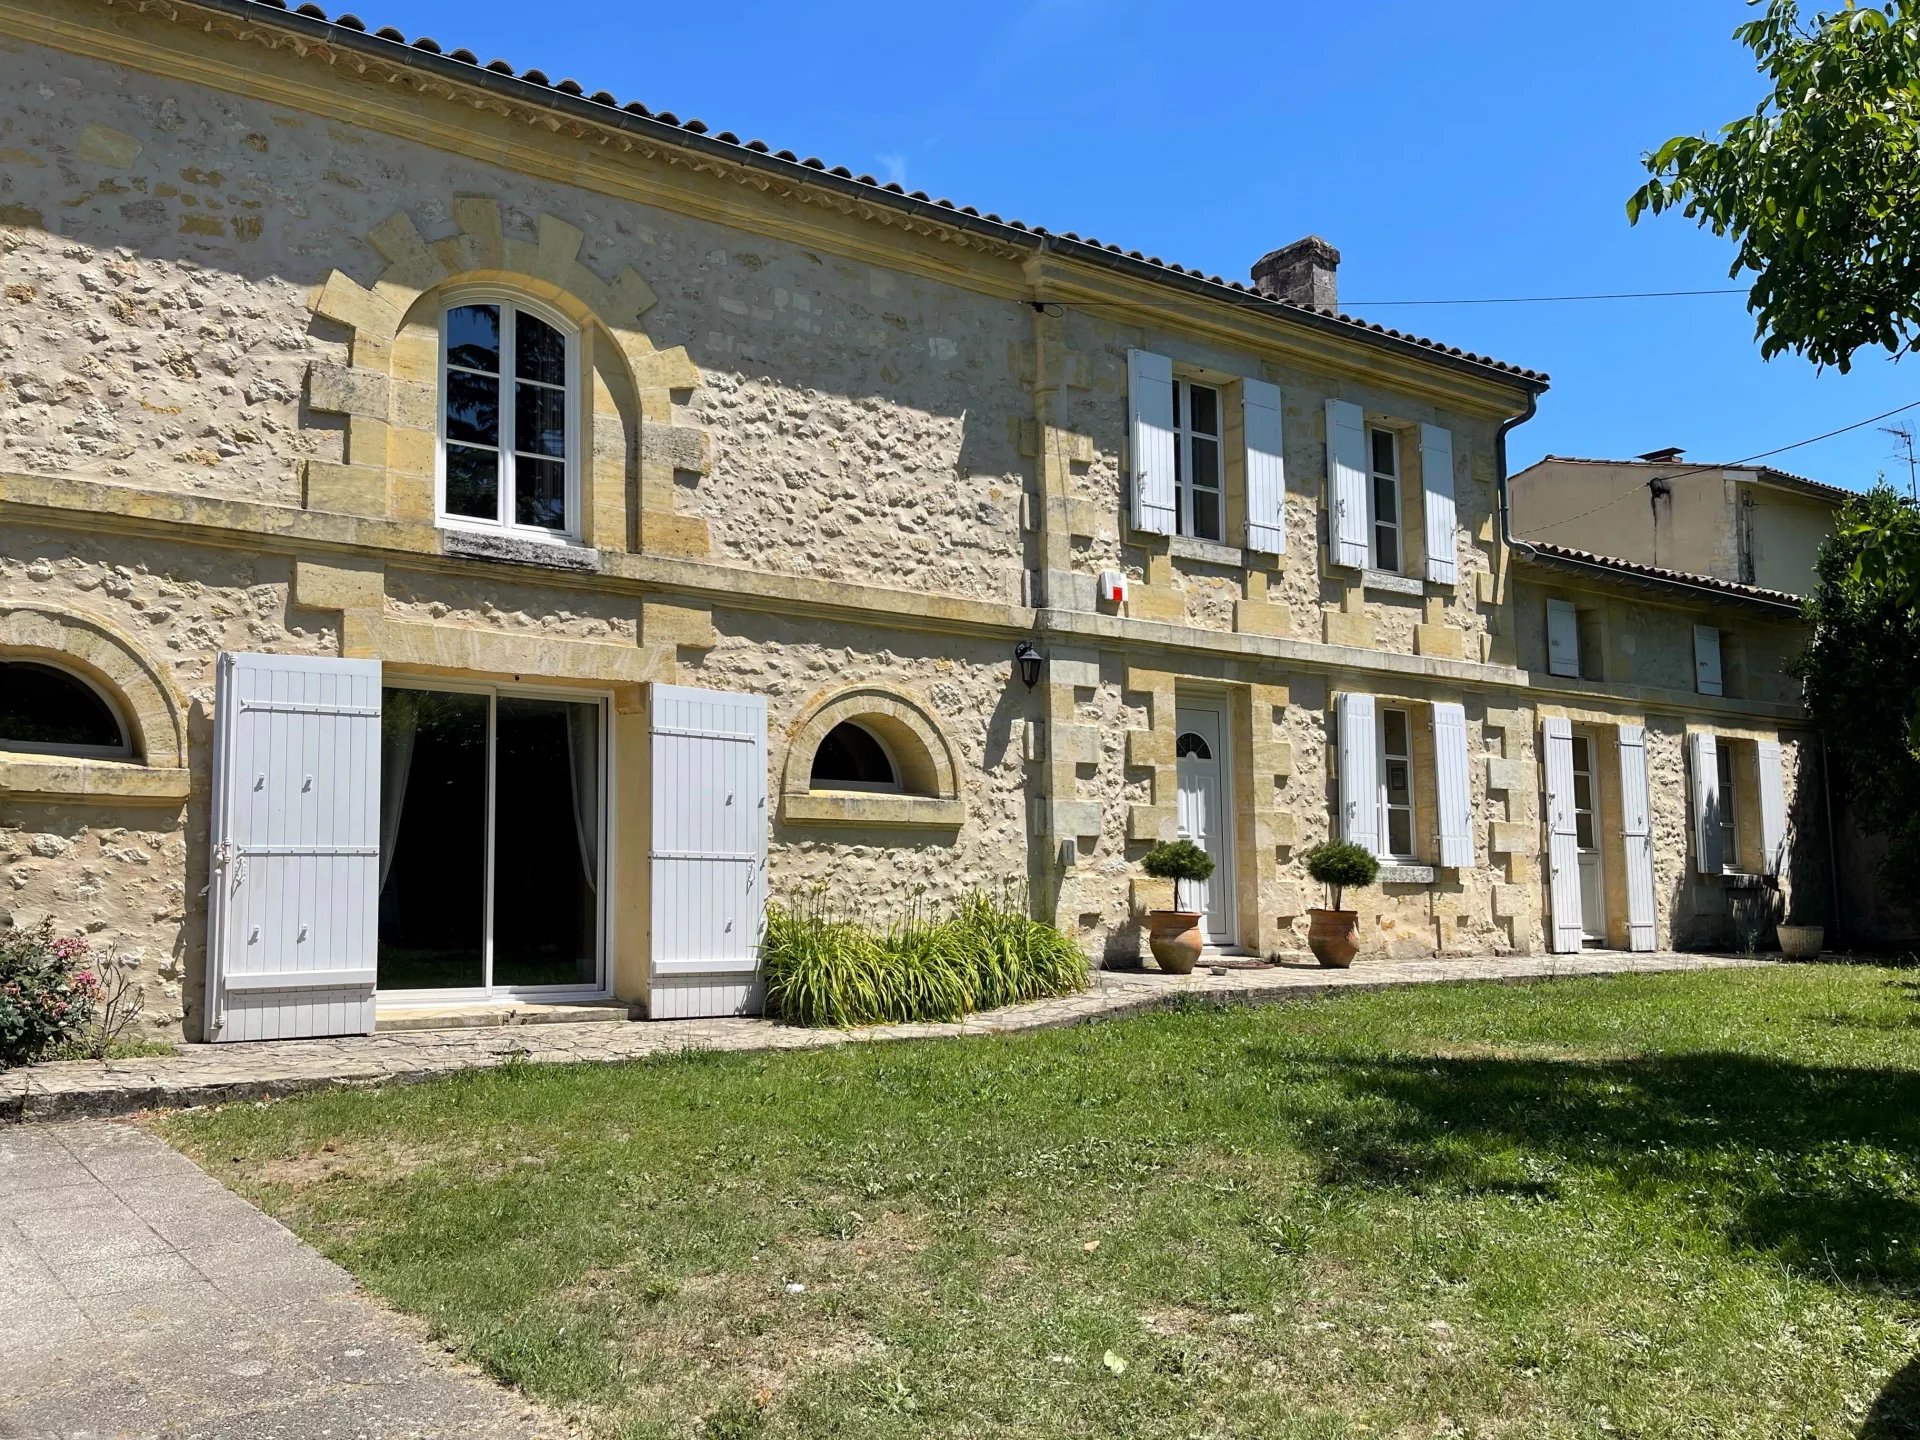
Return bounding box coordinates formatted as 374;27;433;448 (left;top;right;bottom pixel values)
1512;461;1725;574
1512;572;1805;706
1742;484;1831;596
1513;461;1838;596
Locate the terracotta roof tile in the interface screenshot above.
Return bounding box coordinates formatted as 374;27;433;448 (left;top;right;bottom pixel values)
1518;541;1806;608
201;0;1549;385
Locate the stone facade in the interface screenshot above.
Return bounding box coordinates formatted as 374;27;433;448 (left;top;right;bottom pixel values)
0;0;1833;1040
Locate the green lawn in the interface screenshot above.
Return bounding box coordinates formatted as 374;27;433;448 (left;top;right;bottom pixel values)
164;966;1920;1439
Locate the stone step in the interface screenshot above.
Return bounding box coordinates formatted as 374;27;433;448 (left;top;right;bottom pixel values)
375;1000;638;1033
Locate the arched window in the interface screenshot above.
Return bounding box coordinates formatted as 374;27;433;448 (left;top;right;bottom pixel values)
810;721;900;793
1176;731;1212;760
439;295;579;538
0;659;130;758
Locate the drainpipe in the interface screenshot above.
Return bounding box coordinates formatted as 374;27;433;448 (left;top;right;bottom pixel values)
1821;733;1844;950
1492;391;1543;626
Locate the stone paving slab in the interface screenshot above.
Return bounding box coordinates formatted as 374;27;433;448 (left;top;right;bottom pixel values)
0;951;1766;1124
0;1119;568;1438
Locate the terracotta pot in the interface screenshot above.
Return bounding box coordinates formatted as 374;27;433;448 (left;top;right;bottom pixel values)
1307;908;1360;968
1777;923;1825;961
1146;911;1204;975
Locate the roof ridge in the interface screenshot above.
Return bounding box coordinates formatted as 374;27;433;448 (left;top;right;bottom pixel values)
163;0;1549;385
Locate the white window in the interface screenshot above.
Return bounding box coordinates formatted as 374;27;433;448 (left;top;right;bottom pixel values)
1715;742;1739;871
1172;379;1223;543
1368;426;1402;572
1379;706;1416;859
439;296;579;539
0;659;130;758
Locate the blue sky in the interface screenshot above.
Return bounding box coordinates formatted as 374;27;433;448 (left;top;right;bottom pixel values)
368;0;1915;493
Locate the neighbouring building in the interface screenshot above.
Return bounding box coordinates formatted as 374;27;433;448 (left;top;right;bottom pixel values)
0;0;1835;1043
1510;452;1846;598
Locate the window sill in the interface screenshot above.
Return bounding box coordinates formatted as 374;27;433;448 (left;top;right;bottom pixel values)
1376;863;1436;885
1719;870;1768;889
441;526;601;573
1169;536;1245;569
0;753;192;804
1361;568;1424;597
783;792;965;829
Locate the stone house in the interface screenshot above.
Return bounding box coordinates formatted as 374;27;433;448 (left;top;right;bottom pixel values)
1512;453;1846;598
0;0;1830;1041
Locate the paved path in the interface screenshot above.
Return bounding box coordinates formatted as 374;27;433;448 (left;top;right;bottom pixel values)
2;951;1764;1123
0;1120;566;1438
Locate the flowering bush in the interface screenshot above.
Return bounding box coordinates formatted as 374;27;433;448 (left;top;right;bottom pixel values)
0;920;102;1069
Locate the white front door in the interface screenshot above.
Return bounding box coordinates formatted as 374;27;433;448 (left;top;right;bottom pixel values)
1174;701;1235;945
1570;734;1606;945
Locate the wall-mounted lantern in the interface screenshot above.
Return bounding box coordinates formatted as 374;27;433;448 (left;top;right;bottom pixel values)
1013;641;1043;690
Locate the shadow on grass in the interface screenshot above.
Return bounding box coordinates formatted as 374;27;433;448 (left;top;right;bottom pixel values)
1865;1355;1920;1438
1242;1044;1920;1297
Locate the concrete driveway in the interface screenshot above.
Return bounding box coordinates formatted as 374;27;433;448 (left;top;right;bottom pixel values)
0;1121;565;1438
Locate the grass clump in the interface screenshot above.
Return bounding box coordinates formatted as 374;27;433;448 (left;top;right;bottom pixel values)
764;888;1087;1027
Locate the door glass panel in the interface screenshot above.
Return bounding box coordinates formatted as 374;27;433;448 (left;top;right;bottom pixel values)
377;688;487;990
1370;428;1396;476
1381;708;1414;858
492;696;601;989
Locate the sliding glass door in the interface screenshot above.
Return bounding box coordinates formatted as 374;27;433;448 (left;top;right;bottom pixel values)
377;682;606;998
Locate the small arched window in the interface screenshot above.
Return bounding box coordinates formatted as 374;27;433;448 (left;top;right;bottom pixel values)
0;660;130;758
439;296;579;538
810;722;900;793
1176;731;1212;760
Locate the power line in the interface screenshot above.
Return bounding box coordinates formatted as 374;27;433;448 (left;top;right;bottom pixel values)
1532;398;1920;529
1344;287;1747;307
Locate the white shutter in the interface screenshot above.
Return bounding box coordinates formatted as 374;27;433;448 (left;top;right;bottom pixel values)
1541;716;1584;953
1326;398;1370;569
1336;692;1380;857
649;683;769;1019
1127;349;1176;535
1546;599;1580;678
1757;737;1787;876
1688;731;1722;874
205;652;381;1041
1617;723;1657;951
1420;423;1457;585
1432;701;1474;867
1242;378;1287;555
1693;625;1723;696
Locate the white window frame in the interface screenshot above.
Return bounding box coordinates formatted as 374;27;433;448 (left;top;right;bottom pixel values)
1715;741;1740;873
808;720;904;796
1368;425;1403;573
436;290;582;544
1172;378;1224;544
1378;705;1418;861
378;677;611;1004
0;658;133;759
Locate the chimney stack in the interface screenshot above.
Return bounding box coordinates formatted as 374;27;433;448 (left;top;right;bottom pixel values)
1251;236;1341;312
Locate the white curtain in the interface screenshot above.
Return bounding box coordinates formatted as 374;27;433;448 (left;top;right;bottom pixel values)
378;689;418;892
564;701;600;895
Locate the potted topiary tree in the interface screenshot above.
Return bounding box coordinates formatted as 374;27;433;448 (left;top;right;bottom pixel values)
1302;840;1379;968
1140;839;1216;975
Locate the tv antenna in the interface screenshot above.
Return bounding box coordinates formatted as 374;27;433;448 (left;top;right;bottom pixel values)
1883;424;1918;500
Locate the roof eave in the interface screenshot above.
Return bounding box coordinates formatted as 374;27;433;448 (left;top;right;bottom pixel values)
1514;546;1805;615
158;0;1548;394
